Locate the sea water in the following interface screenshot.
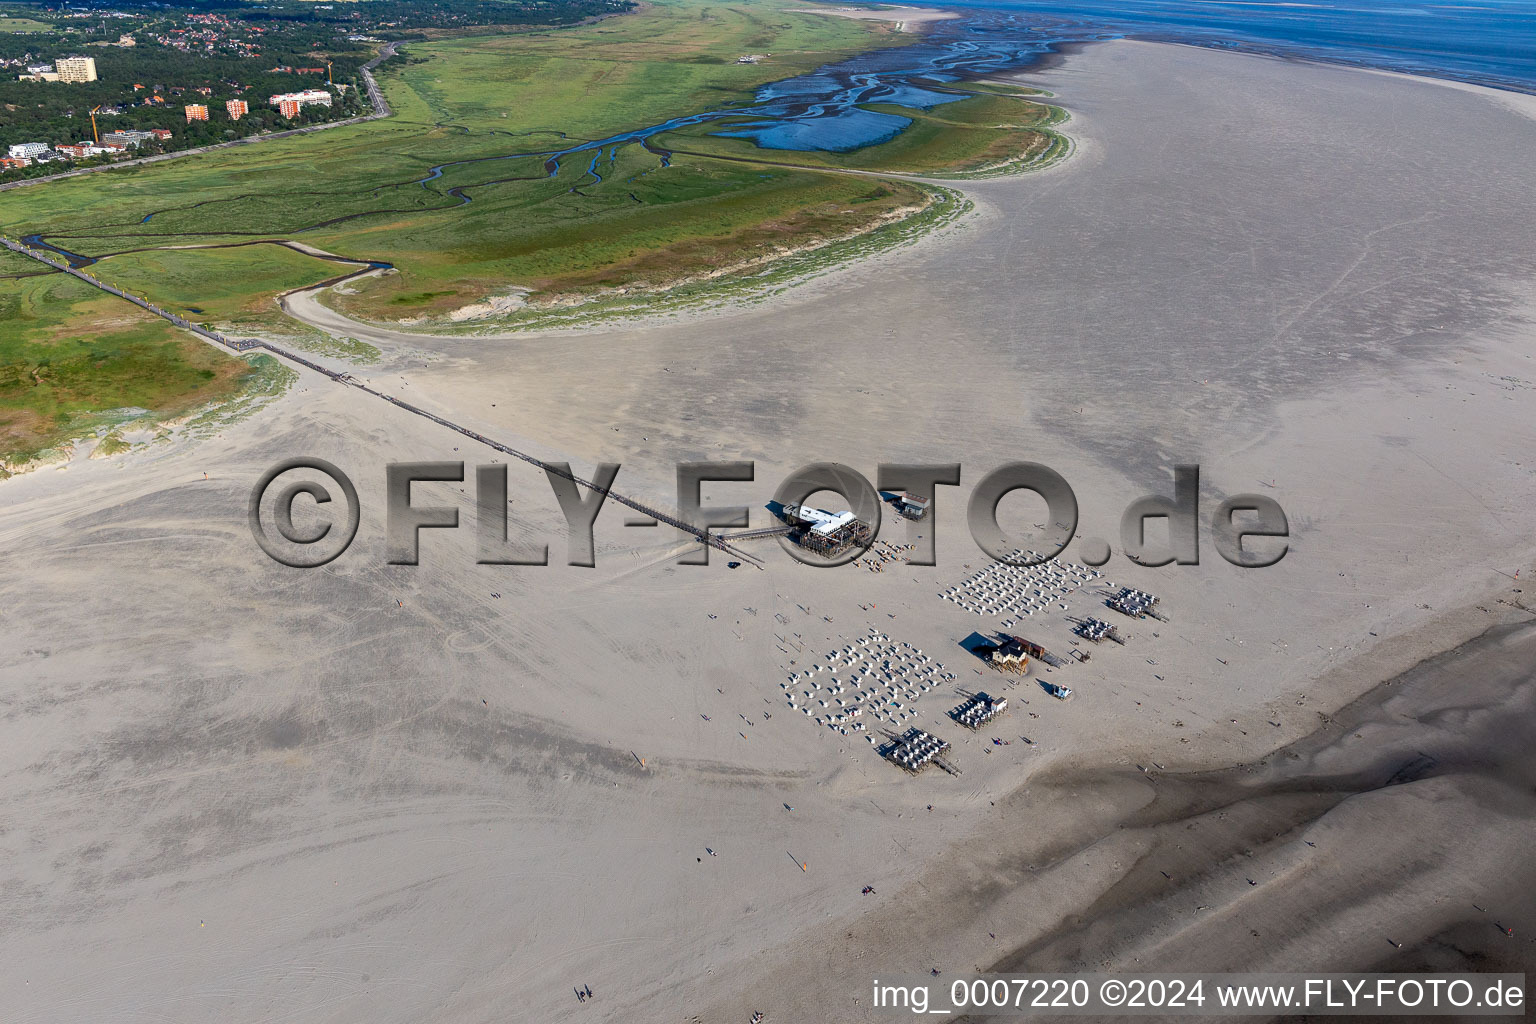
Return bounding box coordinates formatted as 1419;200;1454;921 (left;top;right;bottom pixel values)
952;0;1536;93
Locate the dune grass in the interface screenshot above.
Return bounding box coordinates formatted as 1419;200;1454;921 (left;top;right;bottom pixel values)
0;271;252;468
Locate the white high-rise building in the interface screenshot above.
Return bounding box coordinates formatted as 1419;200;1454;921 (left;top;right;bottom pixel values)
8;142;49;159
268;88;332;110
56;56;98;83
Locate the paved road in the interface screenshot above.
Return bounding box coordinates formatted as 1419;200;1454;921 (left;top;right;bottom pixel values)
0;41;402;195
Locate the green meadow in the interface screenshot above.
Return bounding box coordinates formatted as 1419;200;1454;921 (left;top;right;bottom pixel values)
99;244;354;324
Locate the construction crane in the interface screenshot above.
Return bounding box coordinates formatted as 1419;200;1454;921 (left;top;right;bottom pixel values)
89;105;102;144
325;61;333;85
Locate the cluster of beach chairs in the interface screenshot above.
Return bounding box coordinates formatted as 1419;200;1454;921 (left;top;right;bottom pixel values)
883;727;950;773
1108;587;1160;618
1076;617;1124;644
937;551;1104;626
780;629;956;741
949;692;1008;729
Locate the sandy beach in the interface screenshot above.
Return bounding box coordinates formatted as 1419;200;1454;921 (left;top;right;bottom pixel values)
790;5;961;32
2;39;1534;1023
